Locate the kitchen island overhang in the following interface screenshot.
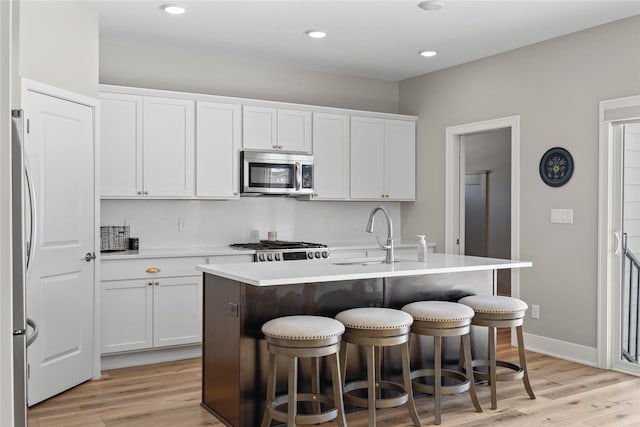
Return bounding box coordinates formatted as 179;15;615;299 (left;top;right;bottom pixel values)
198;254;532;427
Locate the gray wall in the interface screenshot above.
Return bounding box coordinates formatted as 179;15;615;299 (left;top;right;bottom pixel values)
19;1;98;97
399;16;640;348
99;38;399;113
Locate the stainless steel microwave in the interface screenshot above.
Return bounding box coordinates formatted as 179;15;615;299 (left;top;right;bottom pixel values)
241;151;314;196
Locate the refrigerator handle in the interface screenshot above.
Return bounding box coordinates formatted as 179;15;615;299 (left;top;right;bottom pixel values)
25;162;36;272
26;318;38;347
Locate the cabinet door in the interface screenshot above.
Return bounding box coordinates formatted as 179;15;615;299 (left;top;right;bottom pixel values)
101;279;153;353
313;113;349;199
196;101;241;198
242;105;277;150
153;276;202;347
100;93;142;197
143;96;195;197
384;120;416;201
350;116;385;199
277;109;312;153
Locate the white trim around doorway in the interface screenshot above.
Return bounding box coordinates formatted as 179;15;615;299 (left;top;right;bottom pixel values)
445;115;522;299
597;95;640;374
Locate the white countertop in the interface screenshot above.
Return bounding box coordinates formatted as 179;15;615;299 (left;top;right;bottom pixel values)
99;240;435;260
197;253;532;286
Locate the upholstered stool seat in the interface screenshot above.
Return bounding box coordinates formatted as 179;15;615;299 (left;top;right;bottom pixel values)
261;315;347;427
336;307;422;427
458;295;536;410
402;301;482;425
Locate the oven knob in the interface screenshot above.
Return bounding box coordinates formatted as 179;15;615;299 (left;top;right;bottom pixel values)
314;251;320;259
321;251;328;258
267;253;273;262
307;252;314;260
258;253;265;262
275;253;281;261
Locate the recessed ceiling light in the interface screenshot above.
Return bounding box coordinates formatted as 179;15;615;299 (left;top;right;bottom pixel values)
162;4;186;15
418;1;444;11
419;50;438;57
305;30;327;39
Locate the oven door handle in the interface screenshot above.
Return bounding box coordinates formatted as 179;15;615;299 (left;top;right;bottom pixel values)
294;162;301;191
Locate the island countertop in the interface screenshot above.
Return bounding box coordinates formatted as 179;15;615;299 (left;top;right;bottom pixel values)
196;253;532;286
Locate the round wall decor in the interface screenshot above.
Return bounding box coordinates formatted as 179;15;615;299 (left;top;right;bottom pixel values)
539;147;574;187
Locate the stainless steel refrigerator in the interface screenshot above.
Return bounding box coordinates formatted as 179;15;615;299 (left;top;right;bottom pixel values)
11;109;38;427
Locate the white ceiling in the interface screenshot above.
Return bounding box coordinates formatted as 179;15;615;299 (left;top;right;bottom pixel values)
85;0;640;81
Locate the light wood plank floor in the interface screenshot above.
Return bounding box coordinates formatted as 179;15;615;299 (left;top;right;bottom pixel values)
28;331;640;426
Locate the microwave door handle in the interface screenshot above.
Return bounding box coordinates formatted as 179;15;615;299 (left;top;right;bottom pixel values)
295;162;301;191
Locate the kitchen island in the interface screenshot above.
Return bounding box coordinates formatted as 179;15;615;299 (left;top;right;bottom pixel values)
197;254;531;427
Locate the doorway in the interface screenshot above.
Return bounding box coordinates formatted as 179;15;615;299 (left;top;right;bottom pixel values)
598;95;640;376
445;115;521;298
464;129;512;295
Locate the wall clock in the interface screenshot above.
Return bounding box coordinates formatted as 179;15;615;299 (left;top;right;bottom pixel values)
539;147;574;187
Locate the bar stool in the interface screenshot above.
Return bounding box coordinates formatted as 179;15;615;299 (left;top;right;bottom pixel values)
335;307;422;427
402;301;482;425
260;315;347;427
458;295;536;409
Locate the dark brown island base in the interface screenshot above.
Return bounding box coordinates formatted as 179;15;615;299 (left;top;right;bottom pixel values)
198;254;532;427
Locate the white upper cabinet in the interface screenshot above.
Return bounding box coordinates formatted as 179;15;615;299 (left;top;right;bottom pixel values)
142;97;195;197
99;92;195;198
312;112;350;200
196;101;241;198
350;116;416;201
100;93;142;197
350;116;385;199
243;105;312;153
384;119;416;200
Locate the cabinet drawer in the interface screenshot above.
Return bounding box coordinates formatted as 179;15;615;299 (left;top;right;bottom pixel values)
207;254;254;264
101;257;207;281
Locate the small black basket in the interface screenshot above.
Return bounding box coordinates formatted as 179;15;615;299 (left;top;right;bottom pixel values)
100;226;130;252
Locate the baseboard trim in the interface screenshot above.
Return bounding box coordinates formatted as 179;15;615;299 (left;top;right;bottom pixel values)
101;344;202;370
523;332;598;367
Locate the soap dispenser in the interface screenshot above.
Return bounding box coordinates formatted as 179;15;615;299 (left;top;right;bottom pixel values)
417;235;427;263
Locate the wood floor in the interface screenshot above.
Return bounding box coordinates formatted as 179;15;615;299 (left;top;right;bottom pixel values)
28;331;640;427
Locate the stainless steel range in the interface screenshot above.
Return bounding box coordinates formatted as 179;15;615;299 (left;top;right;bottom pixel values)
230;241;329;262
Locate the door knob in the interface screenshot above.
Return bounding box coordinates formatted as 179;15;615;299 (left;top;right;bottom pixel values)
84;252;96;262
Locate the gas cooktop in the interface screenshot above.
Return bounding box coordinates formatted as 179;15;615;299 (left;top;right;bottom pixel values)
230;241;329;262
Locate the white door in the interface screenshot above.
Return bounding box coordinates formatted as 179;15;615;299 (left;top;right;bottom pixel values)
23;90;95;405
242;105;277;150
277;109;312;153
153;277;202;347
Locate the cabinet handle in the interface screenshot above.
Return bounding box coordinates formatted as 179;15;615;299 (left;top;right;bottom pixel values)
146;267;161;273
233;192;239;196
137;191;142;195
144;191;149;195
154;281;159;286
147;282;153;286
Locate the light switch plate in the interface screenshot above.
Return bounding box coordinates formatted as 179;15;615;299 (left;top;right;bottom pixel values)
550;209;573;224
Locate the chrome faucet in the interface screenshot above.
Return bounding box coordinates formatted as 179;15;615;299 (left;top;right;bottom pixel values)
366;206;394;264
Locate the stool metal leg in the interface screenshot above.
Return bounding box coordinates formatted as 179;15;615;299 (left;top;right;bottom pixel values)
311;356;321;414
366;345;377;427
434;336;442;425
329;352;348;427
489;326;497;410
516;325;536;400
287;356;298;426
261;352;277;427
462;333;482;413
401;342;422;427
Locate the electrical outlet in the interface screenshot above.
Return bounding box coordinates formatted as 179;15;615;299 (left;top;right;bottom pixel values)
124;218;134;233
178;218;185;232
531;304;540;319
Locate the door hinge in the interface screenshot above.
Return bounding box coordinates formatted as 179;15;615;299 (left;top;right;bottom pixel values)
27;363;30;380
26;119;30;134
456;238;460;245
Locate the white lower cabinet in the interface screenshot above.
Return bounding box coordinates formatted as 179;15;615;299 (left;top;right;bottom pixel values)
100;257;204;354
